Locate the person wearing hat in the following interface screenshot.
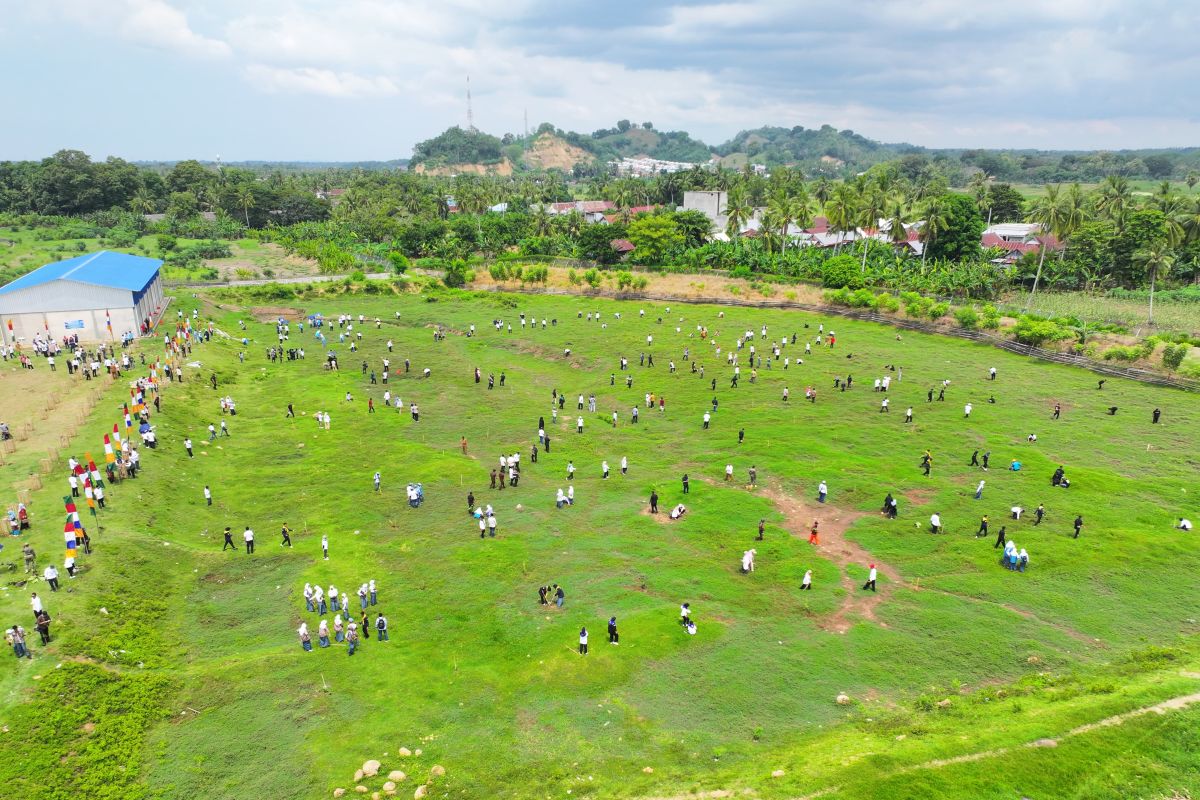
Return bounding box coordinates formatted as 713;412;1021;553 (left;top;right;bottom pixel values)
862;564;877;592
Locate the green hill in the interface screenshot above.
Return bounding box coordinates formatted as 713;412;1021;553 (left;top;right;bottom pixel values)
409;126;505;170
715;124;914;172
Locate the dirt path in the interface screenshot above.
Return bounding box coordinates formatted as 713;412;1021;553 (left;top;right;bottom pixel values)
759;485;898;634
634;674;1200;800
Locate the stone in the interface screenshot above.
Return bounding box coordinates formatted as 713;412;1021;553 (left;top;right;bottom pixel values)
1033;738;1058;748
430;765;445;777
372;793;381;800
383;782;397;793
333;790;346;798
363;760;381;778
397;747;412;757
387;771;406;782
354;770;364;782
771;769;785;778
836;693;850;705
413;786;427;800
937;699;952;709
642;767;653;774
414;749;422;757
355;787;368;794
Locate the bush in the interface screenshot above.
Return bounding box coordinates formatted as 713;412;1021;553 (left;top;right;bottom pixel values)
156;234;178;252
1012;315;1072;347
632;275;649;291
489;264;510;281
901;291;932;318
820;254;862;289
350;269;366;282
876;293;900;313
583;268;602;289
616;271;634;290
980;304;1002;330
954;306;980;329
567;268;581;286
442;260;469;288
388;251;409;274
928;301;950;321
1161;343;1188;371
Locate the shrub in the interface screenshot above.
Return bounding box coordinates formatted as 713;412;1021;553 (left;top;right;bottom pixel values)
1161;343;1188;371
901;291;932;318
980;304;1002;330
632;275;649;291
583;268;602;289
156;234;178;252
567;268;581;286
442;260;469;288
820;254;862;289
954;306;980;329
1012;315;1072;347
928;301;950;321
489;264;510;281
350;269;366;282
876;293;900;313
616;271;634;290
388;251;409;273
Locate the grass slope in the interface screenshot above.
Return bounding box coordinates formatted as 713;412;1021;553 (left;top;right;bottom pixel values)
0;287;1197;799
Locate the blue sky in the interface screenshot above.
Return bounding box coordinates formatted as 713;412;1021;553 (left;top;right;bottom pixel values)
1;0;1197;161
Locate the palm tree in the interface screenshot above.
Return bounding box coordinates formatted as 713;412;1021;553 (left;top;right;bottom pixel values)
919;196;949;268
764;191;792;254
1095;175;1132;232
1133;245;1175;325
1056;182;1088;264
129;190;154;215
823;184;857;254
813;177;833;206
968;171;994;225
887;198;910;252
857;186;887;271
1025;185;1065;309
1177;196;1200;244
235;187;255;227
532;205;553;236
724;186;752;239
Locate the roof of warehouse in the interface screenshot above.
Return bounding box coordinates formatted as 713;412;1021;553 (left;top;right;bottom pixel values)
0;251;162;295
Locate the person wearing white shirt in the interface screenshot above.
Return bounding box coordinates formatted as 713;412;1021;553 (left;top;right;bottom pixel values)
243;527;254;554
556;489;567;509
725;463;734;481
964;403;973;418
369;580;377;606
602;461;609;479
317;619;330;647
30;593;43;615
741;549;756;573
577;417;584;434
703;411;711;429
303;583;314;612
321;534;329;560
818;481;828;502
567;485;574;505
862;564;877;592
620;456;628;475
578;627;588;655
314;585;326;614
43;565;59;591
930;513;942;534
1177;519;1193;531
801;570;812;590
680;603;691;625
328;585;338;611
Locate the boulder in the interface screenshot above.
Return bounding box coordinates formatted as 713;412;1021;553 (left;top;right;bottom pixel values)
372;793;381;800
354;770;364;782
430;765;445;778
397;747;412;757
936;699;952;709
363;760;381;778
387;771;406;782
642;767;654;774
355;787;368;794
414;786;427;799
334;790;346;798
383;782;397;793
772;769;785;778
836;693;850;705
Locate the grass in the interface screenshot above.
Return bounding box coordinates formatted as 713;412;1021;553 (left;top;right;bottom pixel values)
0;286;1197;799
1001;289;1200;335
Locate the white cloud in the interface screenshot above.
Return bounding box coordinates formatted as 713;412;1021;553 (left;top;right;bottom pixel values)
244;64;399;98
41;0;230;58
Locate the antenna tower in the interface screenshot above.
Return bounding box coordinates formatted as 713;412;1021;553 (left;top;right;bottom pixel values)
466;76;477;132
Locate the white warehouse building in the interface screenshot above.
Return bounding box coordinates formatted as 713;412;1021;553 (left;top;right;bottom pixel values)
0;251;165;343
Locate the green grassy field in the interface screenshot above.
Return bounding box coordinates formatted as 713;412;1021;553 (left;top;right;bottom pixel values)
0;286;1197;799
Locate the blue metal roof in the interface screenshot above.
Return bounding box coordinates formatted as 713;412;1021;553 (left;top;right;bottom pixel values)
0;251;162;295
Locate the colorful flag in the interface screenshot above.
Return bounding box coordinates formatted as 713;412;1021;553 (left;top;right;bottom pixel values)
106;309;113;335
124;406;133;429
86;456;102;486
103;435;116;463
83;478;95;509
63;517;77;558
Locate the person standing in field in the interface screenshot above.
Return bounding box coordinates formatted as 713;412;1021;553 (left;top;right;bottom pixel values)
321;534;329;560
608;617;619;644
376;613;388;641
243;526;255;554
862;564;877;592
801;570;813;590
280;524;292;547
818;481;828;503
1073;515;1084;538
809;520;819;545
578;627;588;655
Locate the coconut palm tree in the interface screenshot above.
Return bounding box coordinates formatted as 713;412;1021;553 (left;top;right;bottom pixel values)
129;190;155;215
823;183;857;254
1025;185;1065;309
1095;175;1132;232
856;186;887;271
724;186;752;239
1133;245;1175;325
235;187;255;227
919;196;949;268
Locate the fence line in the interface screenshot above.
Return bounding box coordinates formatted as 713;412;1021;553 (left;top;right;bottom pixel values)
473;284;1200;392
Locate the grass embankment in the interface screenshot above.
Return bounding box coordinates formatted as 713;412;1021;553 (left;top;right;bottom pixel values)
0;287;1197;799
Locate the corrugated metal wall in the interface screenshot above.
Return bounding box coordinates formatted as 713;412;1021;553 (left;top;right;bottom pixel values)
0;280;133;314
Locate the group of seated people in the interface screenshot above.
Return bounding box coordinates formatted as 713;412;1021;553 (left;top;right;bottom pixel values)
555;487;575;508
669;504;687;520
1001;540;1029;572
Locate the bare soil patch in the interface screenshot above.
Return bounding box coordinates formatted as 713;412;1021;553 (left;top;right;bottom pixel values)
759;485;898;633
250;306;305;322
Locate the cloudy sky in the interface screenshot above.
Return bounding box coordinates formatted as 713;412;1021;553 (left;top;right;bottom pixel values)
1;0;1197;161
